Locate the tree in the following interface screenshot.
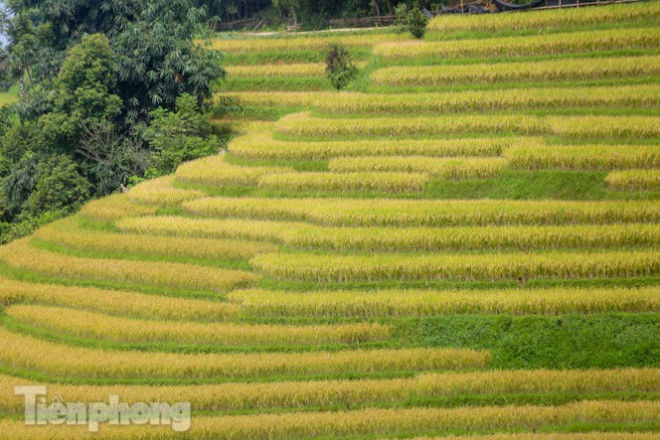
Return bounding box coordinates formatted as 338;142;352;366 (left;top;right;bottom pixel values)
113;0;225;123
406;2;429;39
0;0;140;85
325;44;358;91
273;0;300;24
24;154;90;217
2;0;225;125
39;34;122;149
142;94;220;177
394;1;429;39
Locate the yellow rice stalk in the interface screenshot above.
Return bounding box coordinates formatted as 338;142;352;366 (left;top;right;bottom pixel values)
506;145;660;170
230;286;660;317
0;239;259;292
225;61;365;78
126;176;206;206
606;170;660;191
0;328;490;379
0;277;237;321
119;216;660;252
117;216;295;242
370;55;660;85
221;91;316;108
275;112;660;139
229;84;660;113
209;32;406;53
308;85;660;112
79;193;156;222
329;156;507;179
175;153;292;186
250;250;660;282
6;304;390;345
0;368;657;413
0;401;656;439
257;171;429;193
551;116;660;139
412;435;658;440
429;1;660;32
374;27;660;59
183;197;660;227
226;63;325;78
229;131;515;160
35;217;276;260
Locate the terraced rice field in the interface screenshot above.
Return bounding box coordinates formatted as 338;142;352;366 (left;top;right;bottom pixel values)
0;2;659;438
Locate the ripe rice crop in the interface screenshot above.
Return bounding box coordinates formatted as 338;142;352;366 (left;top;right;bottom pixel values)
313;85;660;112
230;286;660;317
0;328;490;379
0;401;655;439
0;368;657;414
118;217;660;252
209;32;406;53
183;197;660;227
257;171;429;193
329;156;507;179
429;1;660;32
606;170;660;191
226;63;325;78
0;277;237;321
35;217;276;260
0;239;259;292
410;435;657;440
250;250;660;282
370;55;660;86
79;193;156;222
175;153;292;186
276;112;660;139
229;131;512;160
117;216;296;242
6;305;390;345
506;145;660;170
229;84;660;113
126;176;206;206
374;27;660;59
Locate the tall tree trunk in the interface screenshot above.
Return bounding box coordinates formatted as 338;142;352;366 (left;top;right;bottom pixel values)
372;0;381;17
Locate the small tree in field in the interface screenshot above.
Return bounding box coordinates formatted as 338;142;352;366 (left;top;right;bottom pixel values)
325;44;358;91
395;2;429;39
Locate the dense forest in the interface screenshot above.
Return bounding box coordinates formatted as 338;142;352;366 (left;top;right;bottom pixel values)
0;0;227;243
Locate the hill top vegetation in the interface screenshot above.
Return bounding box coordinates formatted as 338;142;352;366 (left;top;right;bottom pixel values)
0;0;227;243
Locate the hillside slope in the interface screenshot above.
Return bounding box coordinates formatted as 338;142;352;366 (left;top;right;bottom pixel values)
0;2;659;438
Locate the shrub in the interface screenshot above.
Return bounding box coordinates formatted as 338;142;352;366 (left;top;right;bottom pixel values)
395;2;429;39
325;44;358;91
142;94;221;178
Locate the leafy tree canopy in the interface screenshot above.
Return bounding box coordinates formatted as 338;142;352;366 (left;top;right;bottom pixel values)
1;0;224;122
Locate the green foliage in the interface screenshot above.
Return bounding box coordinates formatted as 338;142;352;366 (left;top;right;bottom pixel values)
2;151;39;216
325;44;359;91
24;154;90;217
395;2;429;39
273;0;300;23
77;121;149;195
142;94;221;178
39;34;122;148
394;3;410;32
113;0;225;122
3;0;224;124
